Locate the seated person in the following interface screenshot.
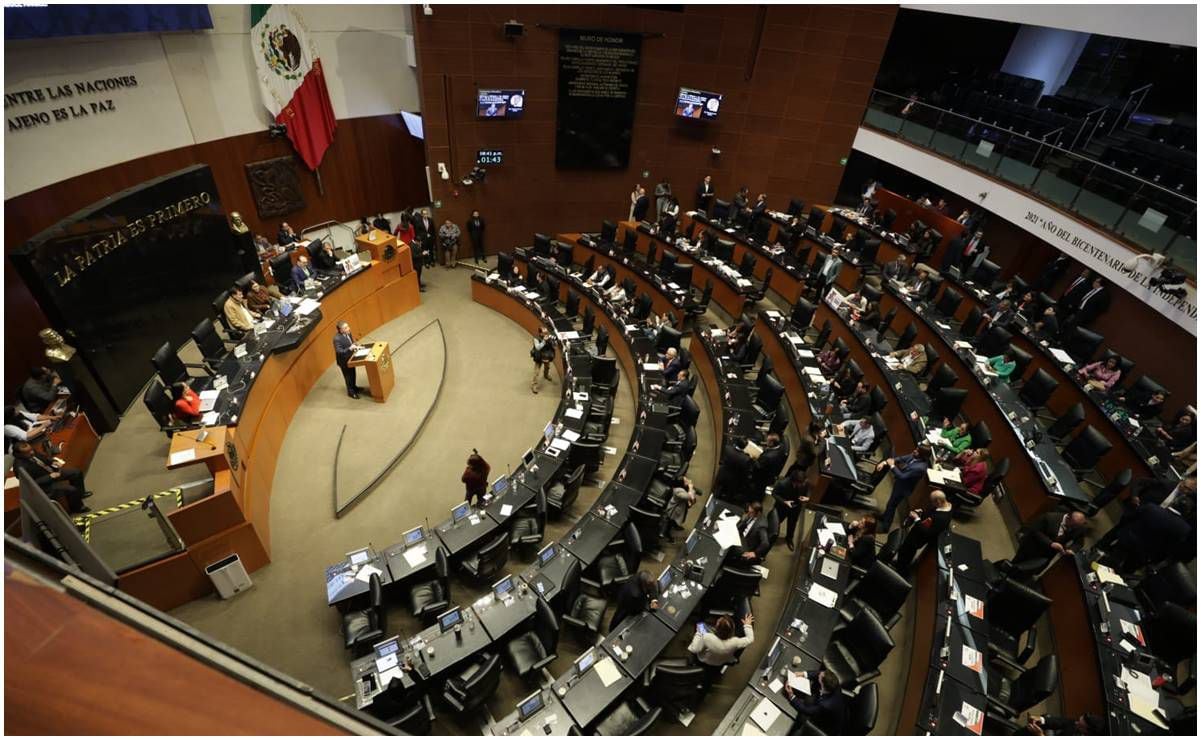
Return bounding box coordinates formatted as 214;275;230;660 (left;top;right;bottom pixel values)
726;502;772;564
725;322;750;353
840;381;872;416
1119;389;1166;421
1156;411;1196;452
816;347;843;376
245;279;281;314
890;490;953;575
659;475;698;541
981;298;1015;330
1077;356;1122;391
688;613;754;668
957;448;990;495
987;351;1017;380
935;419;973;454
843;291;869;314
993;278;1021;303
584;265;611;289
604;282;629;306
1014;291;1040;321
882;255;909;282
836;417;875;454
223;286;257;334
1022;713;1105;736
1008;510;1088;568
905;267;938;301
277;222;299;245
648;311;675;343
660;347;684;382
912;228;938;257
312;240;340;272
846;515;878;570
888;344;927;375
19;366;62;412
854;301;881;331
4;404;54;452
1030;304;1060;337
11;441;90;513
660;368;691;403
785;670;847;735
499;261;522;285
171;382;202;422
291;254;316;288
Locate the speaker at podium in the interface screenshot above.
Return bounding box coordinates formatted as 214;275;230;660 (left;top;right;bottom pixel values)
348;341;395;403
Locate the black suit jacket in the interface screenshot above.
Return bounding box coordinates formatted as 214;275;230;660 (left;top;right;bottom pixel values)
1015;512;1086;564
467;217;485;241
739;518;772;560
715;444;753;499
313;248;339;272
1059;274;1091;310
414;216;434;241
632;195;650;222
1072;287;1110;324
755;444;789;484
789;688;847;735
13;453;58;489
610;578;651;628
333;332;355;368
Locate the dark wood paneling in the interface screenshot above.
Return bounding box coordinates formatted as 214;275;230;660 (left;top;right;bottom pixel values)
412;4;897;258
4;114;429;399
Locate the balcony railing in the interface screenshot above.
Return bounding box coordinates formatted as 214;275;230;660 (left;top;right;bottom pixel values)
862;89;1197;277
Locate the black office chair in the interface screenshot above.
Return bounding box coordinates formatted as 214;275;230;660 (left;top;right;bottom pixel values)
660;426;696;480
504;596;560;682
581;307;596;337
969;420;992;449
1018;368;1057;412
959;306;983;339
791;297;816;330
341;573;386;657
211;289;239;338
234;272;255;293
1137;562;1196;614
811;319;831;349
838;561;912;631
561;560;607;639
565;291;581;319
269;252;295;293
920;344;940;382
151;341;210;387
594;697;661;736
1008;346;1033;381
986;654;1058;718
825;608;895;689
926;363;958;398
936;288;962;318
977;325;1013;358
1062;425;1112;480
739;333;763;372
566;440;603;477
744;267;773;307
1099;348;1136;379
1065;326;1104;363
895;322;917;351
1046;402;1085;442
510;490;547;552
442;652;503;713
547;464;585;519
628;504;664;551
987;577;1051;671
191;318;230;371
408;547;451;624
643;658;711;721
1086;468;1131;517
460;531;510;582
143;378;202;436
380;695;435;733
586;522;642;592
842;682;880;735
878;305;897;335
685;281;713;323
869;386;889;414
703;565;761;618
1147;602;1197;673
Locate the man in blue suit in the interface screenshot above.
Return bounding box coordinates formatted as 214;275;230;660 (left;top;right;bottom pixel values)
291;254;315;290
785;670;847;734
333;321;361;399
874;446;932;531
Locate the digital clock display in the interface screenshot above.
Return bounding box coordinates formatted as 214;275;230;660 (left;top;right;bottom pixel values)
477;149;503;166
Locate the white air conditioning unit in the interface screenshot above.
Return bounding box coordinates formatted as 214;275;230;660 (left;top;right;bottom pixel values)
205;553;253;599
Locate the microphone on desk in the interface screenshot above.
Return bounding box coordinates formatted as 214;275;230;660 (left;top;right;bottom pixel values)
185;429;220;452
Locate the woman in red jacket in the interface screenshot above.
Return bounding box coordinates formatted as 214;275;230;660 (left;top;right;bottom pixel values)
172;382;202;422
461;449;491;506
394;211;416;246
955;448;990;495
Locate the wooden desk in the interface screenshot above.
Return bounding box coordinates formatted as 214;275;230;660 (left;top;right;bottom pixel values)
617;221;749;318
680;213;808;304
556;233;685;326
167;426;231;476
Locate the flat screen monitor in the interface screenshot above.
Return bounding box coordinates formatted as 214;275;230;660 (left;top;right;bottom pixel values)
437;607;463;632
401;111;424;140
973;259;1001;287
672;263;693;290
543;421;555;445
521;448;535;468
493;575;515;597
478;88;524;118
517;691;544;722
490;475;509;497
658;566;673;593
686;528;700;554
575;648;596;675
402;526;425;546
374;637;400;660
659;250;678;277
533;233;552;257
675;87;723;120
451;502;471;523
807;207;826;233
538;543;557;564
497;252;514;276
347;548;370;566
861;238;882;265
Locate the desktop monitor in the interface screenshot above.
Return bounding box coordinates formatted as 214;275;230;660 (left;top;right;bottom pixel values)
544;421;555;446
437;607;463;633
538;543;558;564
713;199;731;221
973;259;1001;287
521;448;535;467
575;648;596;675
517;691;545;722
672;263;693;290
766;636;782;666
493;575;515;597
347;548;370;566
806;207;826;234
374;637;401;660
555;242;574;267
791;298;815;328
451;502;471;523
490;475;509;497
600;220;617;244
497;252;514;276
860;238;882;265
686;528;700;554
659;250;678;277
533;233;552;257
787;198;805;217
657;567;673;593
402;526;425;546
757;373;785;411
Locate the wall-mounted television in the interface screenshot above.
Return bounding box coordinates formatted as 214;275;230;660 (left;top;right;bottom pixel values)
675;87;722;120
478;89;525;118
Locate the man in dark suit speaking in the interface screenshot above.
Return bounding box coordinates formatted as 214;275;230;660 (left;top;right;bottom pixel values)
333;321;363;399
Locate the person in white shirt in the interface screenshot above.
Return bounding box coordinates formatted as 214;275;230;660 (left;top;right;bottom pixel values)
4;405;53;452
688;613;754;667
605;283;628;306
585;266;611;289
838;418;876;454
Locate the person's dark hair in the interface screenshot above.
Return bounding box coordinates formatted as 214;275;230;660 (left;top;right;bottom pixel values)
638;570;656;597
859;514;878;536
30;367;47;380
714;616;735;640
819;671;838;693
747;501;763;517
4;405;21;426
171;382;188;400
467;450;489;474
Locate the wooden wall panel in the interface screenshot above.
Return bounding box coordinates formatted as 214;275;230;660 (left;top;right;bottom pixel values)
412;4;897;256
4;114;429;400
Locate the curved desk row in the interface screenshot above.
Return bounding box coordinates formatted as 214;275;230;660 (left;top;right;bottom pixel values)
121;251;420;610
554;232;686;326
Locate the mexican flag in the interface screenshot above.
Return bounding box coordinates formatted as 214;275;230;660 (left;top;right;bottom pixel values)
251;5;337;170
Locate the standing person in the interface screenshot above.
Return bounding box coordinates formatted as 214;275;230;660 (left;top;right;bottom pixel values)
609;571;659;632
628;184;642;220
847;515;879;570
19;366;60;412
732;186;750;212
12;441;90;513
696;174;715;212
873;446;932;530
890;490;953;575
393;211;415;246
333;321;362;399
631;185;650;222
438;219;461;268
529;327;555;394
771;466;810;550
466;210;486;264
654;178;673;220
659;476;698;541
461;450;491;506
413;208;436;268
688;613;755;669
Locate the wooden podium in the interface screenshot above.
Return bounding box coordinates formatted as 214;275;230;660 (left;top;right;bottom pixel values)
354;229;412;282
348;341;394;403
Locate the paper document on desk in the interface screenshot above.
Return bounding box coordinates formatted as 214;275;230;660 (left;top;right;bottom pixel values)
712;517;743;550
296;298;321;315
952;340;973;350
559;331;580;340
823;521;846;536
565;407;585;420
377;665;404;690
354;564;383;583
169;449;197;466
750;697;782;732
788;671;811;695
807;582;838;608
594;656;623;687
202;411;219;426
927;466;962;485
1048;347;1074;364
1119;618;1145;645
936;321;952;331
764;310;783;320
643;362;662;372
550;437;572;451
736;278;753;288
740;721;766;737
1091;562;1127;586
199;389;220;401
561;429;581;442
816;527;835;550
402;545;428;568
819;557;841;581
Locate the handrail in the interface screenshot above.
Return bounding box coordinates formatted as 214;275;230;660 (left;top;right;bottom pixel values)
869;88;1196;206
301;219;358;253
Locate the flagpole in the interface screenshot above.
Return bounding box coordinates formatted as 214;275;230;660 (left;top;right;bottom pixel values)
315;164;325;197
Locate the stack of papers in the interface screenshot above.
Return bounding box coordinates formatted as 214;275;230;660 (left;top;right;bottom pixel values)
1092;562;1127;586
749;697;781;732
1048;347;1075;364
594;657;623;687
807;582;838;608
927;467;962;485
402;545;428;568
712;517;743;550
354;564;383;583
296;298;321;315
1121;666;1168;729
